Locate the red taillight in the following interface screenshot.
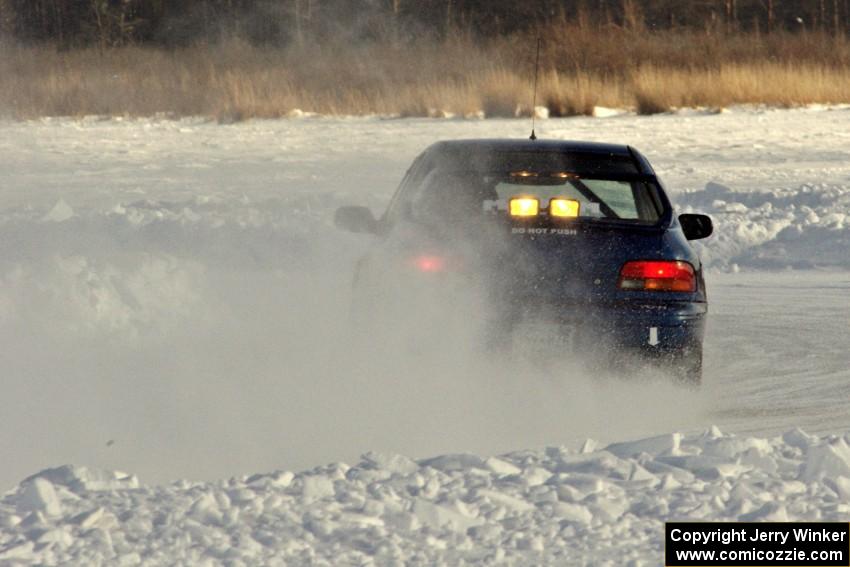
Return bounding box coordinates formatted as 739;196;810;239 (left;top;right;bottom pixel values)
413;255;446;273
618;261;696;292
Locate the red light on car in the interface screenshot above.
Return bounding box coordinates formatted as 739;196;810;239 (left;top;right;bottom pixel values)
413;255;446;273
618;261;696;292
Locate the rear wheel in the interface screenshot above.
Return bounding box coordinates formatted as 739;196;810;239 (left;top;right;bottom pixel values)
668;343;703;387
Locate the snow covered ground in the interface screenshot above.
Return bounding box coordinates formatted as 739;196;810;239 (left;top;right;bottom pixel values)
5;428;850;565
1;107;849;564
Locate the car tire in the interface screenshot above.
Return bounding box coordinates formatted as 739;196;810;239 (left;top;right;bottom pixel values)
670;343;703;387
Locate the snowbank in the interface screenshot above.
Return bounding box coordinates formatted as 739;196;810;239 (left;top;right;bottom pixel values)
677;181;850;270
2;428;849;565
0;194;354;338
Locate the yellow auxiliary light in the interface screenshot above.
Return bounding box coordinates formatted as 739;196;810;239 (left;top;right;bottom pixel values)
549;198;581;218
509;197;539;217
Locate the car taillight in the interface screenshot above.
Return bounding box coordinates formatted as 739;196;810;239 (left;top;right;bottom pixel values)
412;255;446;273
618;261;696;292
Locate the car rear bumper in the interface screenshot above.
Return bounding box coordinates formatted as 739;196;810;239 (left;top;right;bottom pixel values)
512;300;707;354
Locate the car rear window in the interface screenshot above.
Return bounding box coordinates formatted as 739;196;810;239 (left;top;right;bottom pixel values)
493;177;660;222
492;177;661;221
406;170;663;226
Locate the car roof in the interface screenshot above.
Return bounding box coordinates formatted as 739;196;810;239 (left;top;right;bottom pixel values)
421;138;655;177
427;138;634;156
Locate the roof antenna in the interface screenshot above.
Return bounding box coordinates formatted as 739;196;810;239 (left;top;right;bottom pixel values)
529;36;542;141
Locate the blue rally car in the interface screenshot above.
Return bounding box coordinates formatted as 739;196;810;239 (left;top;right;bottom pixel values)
335;139;713;384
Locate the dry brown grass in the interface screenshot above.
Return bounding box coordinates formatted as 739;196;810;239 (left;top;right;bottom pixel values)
542;72;629;116
633;63;850;114
2;29;850;120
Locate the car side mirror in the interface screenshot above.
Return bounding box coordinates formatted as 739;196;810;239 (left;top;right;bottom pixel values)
334;206;378;234
679;213;713;241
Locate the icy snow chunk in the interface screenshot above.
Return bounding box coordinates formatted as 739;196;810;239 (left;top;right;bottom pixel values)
286;109;318;118
485;457;521;476
557;452;635;480
360;452;419;475
585;494;629;522
384;510;420;532
468;523;502;540
189;493;224;526
42;199;75;222
659;474;682;491
0;514;21;529
822;212;846;227
606;433;682;458
476;489;534;513
724;202;748;213
227;488;256;504
593;106;627;118
783;428;816;450
705;181;732;196
705;425;725;439
420;453;486;472
255;470;296;488
800;439;850;481
23;465;139;493
552;502;593;525
37;527;74;548
551;475;611;500
361;500;384;517
825;476;850;500
115;553;142;566
301;476;335;501
516;535;544;552
553;482;584;502
72;507;105;529
579;439;598;454
803;208;821;224
0;541;34;561
412;499;483;532
628;463;658;483
275;471;295;487
658;455;751;480
19;510;48;528
337;512;384;528
739;448;778;474
214;492;231;510
345;466;392;484
703;437;772;459
522;467;553;487
16;478;62;517
779;480;807;496
740;502;789;522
